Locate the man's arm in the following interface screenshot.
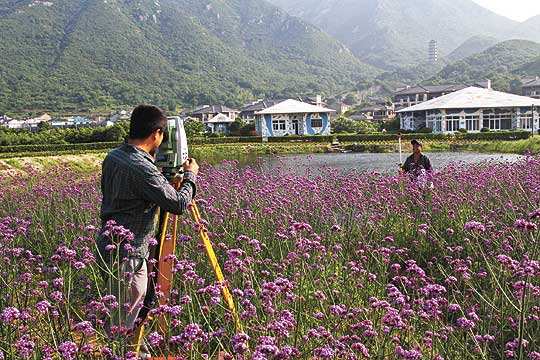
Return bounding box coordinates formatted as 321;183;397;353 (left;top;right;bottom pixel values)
136;165;197;215
424;156;433;172
402;157;411;173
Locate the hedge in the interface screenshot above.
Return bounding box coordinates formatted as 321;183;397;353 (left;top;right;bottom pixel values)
336;131;531;142
0;142;121;154
189;137;262;145
267;135;335;143
0;131;531;154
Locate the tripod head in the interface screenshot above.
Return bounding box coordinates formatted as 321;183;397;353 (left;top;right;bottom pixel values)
155;116;189;180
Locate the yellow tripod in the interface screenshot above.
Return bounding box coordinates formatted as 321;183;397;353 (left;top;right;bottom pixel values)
133;200;243;357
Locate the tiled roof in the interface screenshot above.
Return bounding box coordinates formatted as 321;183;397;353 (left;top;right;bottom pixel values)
523;78;540;87
394;84;466;96
397;87;540;113
190;105;239;115
240;100;284;112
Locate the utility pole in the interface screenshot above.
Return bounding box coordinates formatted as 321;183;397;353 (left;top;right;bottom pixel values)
532;104;535;136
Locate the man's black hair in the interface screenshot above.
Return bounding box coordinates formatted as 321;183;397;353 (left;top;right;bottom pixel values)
129;105;167;140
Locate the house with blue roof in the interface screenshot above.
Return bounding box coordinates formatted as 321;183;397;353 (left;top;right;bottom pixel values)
254;99;335;137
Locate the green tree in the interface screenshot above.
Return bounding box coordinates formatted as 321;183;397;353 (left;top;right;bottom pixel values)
37;121;52;131
184;119;205;138
229;118;247;136
332;116;377;134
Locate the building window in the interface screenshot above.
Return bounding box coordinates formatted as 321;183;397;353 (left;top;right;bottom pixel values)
501;117;512;129
445;115;460;132
426;113;443;133
444;115;460;132
520;113;533;129
311;117;323;128
465;115;480;131
483;111;512;130
272;120;286;131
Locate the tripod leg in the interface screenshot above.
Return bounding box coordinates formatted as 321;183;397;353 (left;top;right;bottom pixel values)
157;213;178;334
133;211;170;356
190;202;243;333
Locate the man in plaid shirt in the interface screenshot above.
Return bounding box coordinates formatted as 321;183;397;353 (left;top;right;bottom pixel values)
96;105;198;334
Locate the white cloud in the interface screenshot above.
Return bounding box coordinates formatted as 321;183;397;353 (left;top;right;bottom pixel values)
472;0;540;22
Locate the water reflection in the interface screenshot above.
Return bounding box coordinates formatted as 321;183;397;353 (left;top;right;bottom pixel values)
210;152;523;175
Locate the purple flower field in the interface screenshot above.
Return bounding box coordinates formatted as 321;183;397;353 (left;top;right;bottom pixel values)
0;158;539;359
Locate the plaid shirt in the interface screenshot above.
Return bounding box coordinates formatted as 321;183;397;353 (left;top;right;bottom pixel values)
402;154;432;176
97;143;196;259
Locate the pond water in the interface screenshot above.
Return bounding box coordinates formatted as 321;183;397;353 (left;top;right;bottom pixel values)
230;152;523;175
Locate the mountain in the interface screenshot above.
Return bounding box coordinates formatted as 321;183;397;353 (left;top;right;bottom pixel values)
266;0;518;70
429;40;540;91
447;35;500;62
0;0;376;114
514;15;540;42
518;58;540;76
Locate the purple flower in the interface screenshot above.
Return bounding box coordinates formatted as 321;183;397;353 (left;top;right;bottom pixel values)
15;335;35;358
1;307;20;324
74;321;95;336
464;221;485;232
105;244;116;251
36;300;51;314
147;332;163;347
253;336;279;359
395;345;422;359
313;346;334;359
329;304;347;317
232;333;250;354
456;317;475;330
418;223;429;235
58;341;78;360
514;219;538;231
352;342;370;357
50;291;64;303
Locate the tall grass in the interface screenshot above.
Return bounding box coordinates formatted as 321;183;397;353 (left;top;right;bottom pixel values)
0;158;539;359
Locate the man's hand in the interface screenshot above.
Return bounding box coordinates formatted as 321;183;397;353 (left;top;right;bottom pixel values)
183;158;199;176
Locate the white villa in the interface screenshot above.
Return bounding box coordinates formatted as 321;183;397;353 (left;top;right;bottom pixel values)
398;87;540;133
254;99;335;137
204;113;235;134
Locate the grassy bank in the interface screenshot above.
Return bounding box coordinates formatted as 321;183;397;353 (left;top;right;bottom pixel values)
0;143;329;173
453;136;540;154
2;138;539;174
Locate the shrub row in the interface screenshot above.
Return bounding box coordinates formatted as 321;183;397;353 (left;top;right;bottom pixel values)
189;137;262;145
190;135;336;144
0;142;121;154
267;135;335;143
336;131;531;142
0;131;531;154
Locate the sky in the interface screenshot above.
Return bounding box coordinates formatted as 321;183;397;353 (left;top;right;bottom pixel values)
472;0;540;22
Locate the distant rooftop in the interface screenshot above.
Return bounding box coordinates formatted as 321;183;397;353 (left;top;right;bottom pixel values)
241;99;285;112
205;113;235;123
397;87;540;113
190;105;239;115
395;81;491;96
523;77;540;87
394;84;466;96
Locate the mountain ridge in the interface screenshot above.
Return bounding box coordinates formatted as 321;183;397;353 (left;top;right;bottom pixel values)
0;0;376;113
266;0;521;69
429;39;540;91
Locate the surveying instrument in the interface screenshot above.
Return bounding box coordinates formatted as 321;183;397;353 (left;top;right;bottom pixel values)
133;117;243;358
